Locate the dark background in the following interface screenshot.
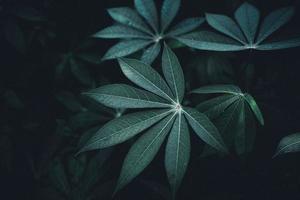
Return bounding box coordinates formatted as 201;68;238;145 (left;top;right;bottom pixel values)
1;0;300;199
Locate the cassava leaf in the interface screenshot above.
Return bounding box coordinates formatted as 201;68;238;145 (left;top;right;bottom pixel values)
83;84;171;109
115;113;176;193
256;7;294;44
191;84;242;95
93;25;150;39
102;39;151;60
108;7;152;35
167;17;205;37
244;93;264;125
234;2;260;44
162;44;185;103
256;38;300;50
165;114;190;198
205;13;246;44
141;42;161;65
177;31;246;51
183;107;228;152
275;133;300;156
134;0;158;32
79;109;171;152
118;58;175;102
160;0;181;32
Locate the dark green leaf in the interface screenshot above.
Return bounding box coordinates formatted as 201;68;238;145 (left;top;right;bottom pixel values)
141;42;161;65
205;13;246;44
256;7;294;44
191;84;242;95
183;107;227;152
68;111;105;130
167;17;205;37
115;113;175;193
160;0;181;32
108;7;152;35
162;44;185;103
244;93;264;125
102;39;151;60
134;0;159;32
83;84;171;109
165;114;190;198
93;25;151;39
70;57;94;86
275;133;300;156
177;31;245;51
118;58;175;102
234;2;260;44
79;109;171;152
257;38;300;50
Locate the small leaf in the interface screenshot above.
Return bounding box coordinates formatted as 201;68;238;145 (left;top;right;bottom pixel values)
256;7;294;44
183;107;228;152
275;133;300;156
141;42;161;65
165;114;190;198
191;84;242;95
205;13;246;44
162;44;185;103
244;93;264;125
118;58;175;102
115;113;176;193
134;0;159;32
55;91;83;113
177;31;245;51
83;84;171;109
70;57;94;86
93;25;150;39
108;7;152;35
257;38;300;50
167;17;205;37
161;0;181;32
79;109;171;152
102;39;151;60
234;2;260;44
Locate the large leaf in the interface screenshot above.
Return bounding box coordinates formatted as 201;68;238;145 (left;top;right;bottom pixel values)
115;114;176;193
107;7;152;35
141;42;161;65
244;94;264;125
162;44;185;103
256;7;294;44
83;84;170;109
205;13;246;44
79;109;171;152
118;58;175;102
191;84;242;95
257;38;300;50
234;2;260;44
167;17;205;37
183;107;227;152
275;133;300;156
177;31;245;51
102;39;151;60
160;0;181;32
134;0;158;32
93;25;150;39
165;114;190;197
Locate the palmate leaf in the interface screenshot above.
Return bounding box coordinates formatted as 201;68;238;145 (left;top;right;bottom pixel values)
178;3;300;51
83;84;171;109
191;84;242;95
118;58;175;102
141;42;161;65
244;94;264;125
115;114;176;194
79;47;226;196
79;109;171;153
275;133;300;157
134;0;158;33
167;17;205;37
162;44;185;103
160;0;181;32
165;114;190;198
93;25;151;39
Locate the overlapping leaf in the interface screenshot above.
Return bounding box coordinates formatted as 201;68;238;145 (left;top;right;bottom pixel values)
95;0;204;64
177;2;300;51
79;45;226;196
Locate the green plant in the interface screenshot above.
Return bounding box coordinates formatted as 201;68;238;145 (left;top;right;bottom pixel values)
94;0;204;64
79;44;227;196
178;2;300;51
275;133;300;157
